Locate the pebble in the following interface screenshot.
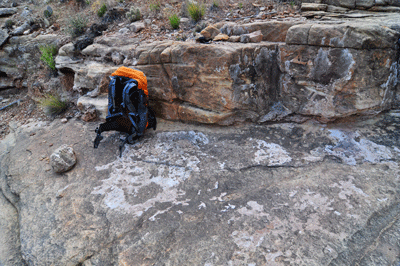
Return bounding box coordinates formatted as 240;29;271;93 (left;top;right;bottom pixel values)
61;118;68;123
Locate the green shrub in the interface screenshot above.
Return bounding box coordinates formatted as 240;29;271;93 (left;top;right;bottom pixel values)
149;2;160;12
4;19;14;29
39;94;67;117
187;2;205;22
212;0;219;8
238;3;243;9
44;6;53;18
66;15;88;38
126;7;140;22
169;14;180;29
44;9;51;18
39;44;58;71
97;3;107;17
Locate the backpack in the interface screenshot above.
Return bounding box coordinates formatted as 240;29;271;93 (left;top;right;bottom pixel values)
93;67;157;156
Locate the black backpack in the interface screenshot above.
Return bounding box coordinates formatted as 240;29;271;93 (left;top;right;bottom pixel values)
93;67;156;156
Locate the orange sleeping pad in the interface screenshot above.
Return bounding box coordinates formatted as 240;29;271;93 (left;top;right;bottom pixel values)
111;66;148;95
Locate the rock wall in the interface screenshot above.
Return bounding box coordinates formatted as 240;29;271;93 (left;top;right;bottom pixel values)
302;0;400;11
0;10;399;124
56;17;400;124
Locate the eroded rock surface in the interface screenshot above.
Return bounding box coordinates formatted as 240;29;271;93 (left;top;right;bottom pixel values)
55;13;400;125
1;113;400;265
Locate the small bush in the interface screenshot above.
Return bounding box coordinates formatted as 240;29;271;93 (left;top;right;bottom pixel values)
212;0;219;8
39;44;58;71
39;94;67;117
44;6;53;18
4;19;14;29
169;14;180;29
187;2;205;22
149;1;160;12
97;3;107;17
66;15;88;38
238;3;243;9
44;9;51;18
126;7;140;22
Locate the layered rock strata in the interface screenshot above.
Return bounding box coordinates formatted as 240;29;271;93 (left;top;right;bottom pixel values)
302;0;400;11
55;15;400;124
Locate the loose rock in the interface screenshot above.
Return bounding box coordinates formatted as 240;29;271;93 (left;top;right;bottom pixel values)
248;30;263;43
213;33;229;41
301;3;328;11
50;145;77;173
12;22;31;36
0;29;9;47
228;35;240;42
128;22;145;33
0;7;17;17
200;25;221;41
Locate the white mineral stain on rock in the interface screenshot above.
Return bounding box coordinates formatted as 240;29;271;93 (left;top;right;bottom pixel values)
210;192;227;202
296;192;334;213
325;129;393;165
198;202;206;209
237;201;265;217
92;132;206;218
253;140;292;166
340;49;355;81
330;177;369;200
221;203;236;212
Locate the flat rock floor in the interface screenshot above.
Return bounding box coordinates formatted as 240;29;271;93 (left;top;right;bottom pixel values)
1;111;400;265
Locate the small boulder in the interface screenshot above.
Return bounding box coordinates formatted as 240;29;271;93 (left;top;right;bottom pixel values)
0;29;9;47
228;35;240;42
12;21;30;36
213;33;229;41
241;30;263;43
50;145;77;173
200;25;221;41
249;30;263;43
0;7;17;17
128;22;145;33
58;43;74;56
300;3;328;11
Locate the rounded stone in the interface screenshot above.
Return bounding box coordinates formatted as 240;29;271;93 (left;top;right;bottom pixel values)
50;145;77;173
